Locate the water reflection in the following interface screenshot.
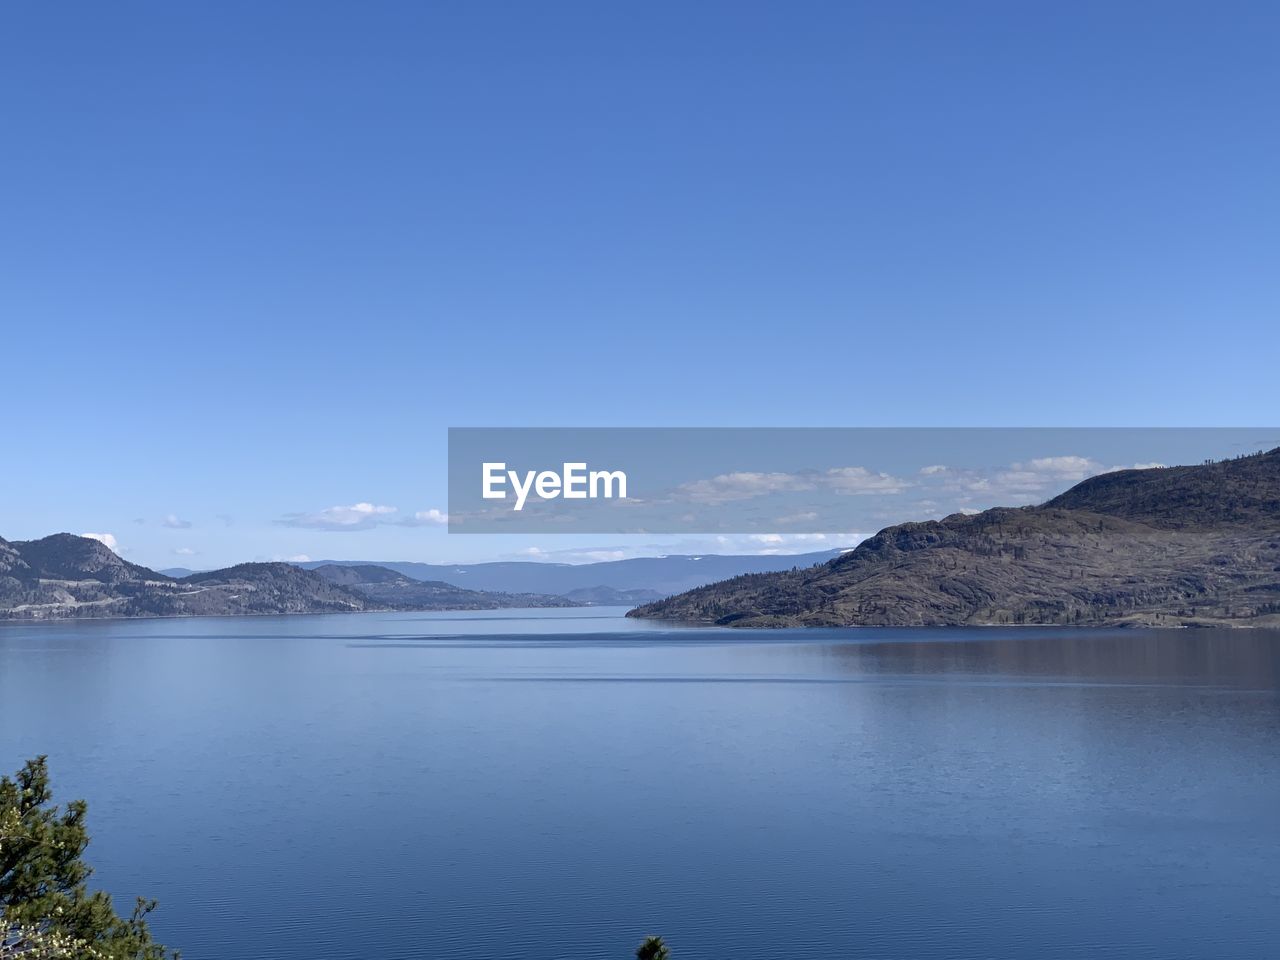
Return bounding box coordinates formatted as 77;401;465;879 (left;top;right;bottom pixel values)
1;614;1278;960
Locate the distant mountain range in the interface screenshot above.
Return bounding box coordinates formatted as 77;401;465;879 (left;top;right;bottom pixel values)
630;449;1280;628
0;537;574;620
309;563;571;610
296;551;844;599
1;536;839;621
15;448;1280;628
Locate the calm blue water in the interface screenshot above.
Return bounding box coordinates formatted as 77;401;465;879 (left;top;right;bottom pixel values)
2;609;1278;959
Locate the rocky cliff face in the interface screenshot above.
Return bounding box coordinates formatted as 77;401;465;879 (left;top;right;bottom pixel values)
629;449;1280;628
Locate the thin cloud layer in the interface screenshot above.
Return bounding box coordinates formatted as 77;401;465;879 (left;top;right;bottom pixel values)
677;471;814;504
921;456;1167;503
278;502;397;531
822;466;909;495
277;503;450;531
676;466;909;505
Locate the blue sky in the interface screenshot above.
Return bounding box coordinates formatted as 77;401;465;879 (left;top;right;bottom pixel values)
2;1;1277;569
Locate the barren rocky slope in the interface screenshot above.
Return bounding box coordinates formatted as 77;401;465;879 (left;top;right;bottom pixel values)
629;449;1280;628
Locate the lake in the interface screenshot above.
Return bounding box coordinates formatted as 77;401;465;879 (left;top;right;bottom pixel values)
2;609;1278;959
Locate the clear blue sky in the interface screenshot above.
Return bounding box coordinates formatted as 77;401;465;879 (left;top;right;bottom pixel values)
2;1;1277;568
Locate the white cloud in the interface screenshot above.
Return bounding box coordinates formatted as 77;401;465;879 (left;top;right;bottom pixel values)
515;546;549;558
992;456;1164;497
162;514;192;529
398;508;449;527
676;471;814;504
278;503;453;531
1026;455;1092;473
172;547;198;556
988;458;1100;496
916;455;1170;504
774;511;818;525
675;466;908;504
278;502;397;531
823;466;909;495
81;532;119;552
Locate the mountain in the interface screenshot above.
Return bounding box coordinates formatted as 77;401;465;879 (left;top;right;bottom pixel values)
0;537;573;620
311;564;576;610
0;534;841;621
0;536;375;619
629;449;1280;629
299;550;844;599
6;533;163;585
168;562;375;617
560;585;665;605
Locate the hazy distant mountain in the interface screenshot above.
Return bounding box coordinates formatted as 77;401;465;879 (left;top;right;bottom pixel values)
630;449;1280;628
560;585;665;606
311;564;576;610
300;550;844;599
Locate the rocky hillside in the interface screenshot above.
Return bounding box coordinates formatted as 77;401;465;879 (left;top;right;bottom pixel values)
5;533;160;585
0;536;574;620
0;536;375;620
629;449;1280;628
